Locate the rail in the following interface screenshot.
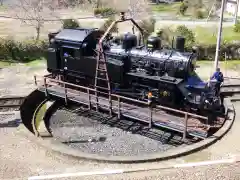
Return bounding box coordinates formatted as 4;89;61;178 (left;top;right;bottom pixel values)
34;74;209;139
0;96;25;111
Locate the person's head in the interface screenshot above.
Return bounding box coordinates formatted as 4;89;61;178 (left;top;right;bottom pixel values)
216;67;220;72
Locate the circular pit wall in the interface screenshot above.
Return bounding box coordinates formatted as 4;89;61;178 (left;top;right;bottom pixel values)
41;103;226;162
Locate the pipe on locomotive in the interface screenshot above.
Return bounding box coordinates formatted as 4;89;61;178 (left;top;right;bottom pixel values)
98;12;146;51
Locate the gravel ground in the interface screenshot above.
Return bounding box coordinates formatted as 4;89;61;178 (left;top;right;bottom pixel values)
49;107;195;157
0;63;47;97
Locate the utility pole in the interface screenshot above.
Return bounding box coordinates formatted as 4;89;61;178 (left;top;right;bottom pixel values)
214;0;225;71
234;0;240;25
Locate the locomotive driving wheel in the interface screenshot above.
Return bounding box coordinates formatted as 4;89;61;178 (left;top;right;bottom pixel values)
183;100;191;112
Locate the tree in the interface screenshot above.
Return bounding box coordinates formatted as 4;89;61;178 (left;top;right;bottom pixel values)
11;0;60;41
0;0;3;6
126;0;151;20
62;19;80;28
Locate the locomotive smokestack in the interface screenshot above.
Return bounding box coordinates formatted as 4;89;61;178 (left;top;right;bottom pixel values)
175;36;185;52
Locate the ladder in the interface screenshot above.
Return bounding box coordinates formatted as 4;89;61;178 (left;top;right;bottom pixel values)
94;47;112;116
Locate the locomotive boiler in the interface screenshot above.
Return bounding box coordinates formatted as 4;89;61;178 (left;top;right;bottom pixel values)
46;26;223;115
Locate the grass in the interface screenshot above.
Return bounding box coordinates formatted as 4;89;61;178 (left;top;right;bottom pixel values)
35;103;47;131
151;2;181;13
25;58;46;66
155;25;240;46
193;26;240;45
197;60;240;70
151;2;208;19
0;58;46;68
0;5;7;11
0;61;14;68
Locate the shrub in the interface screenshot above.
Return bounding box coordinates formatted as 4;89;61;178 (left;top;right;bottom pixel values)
62;19;80;29
192;44;240;60
1;35;240;63
175;25;195;47
233;22;240;33
156;27;175;47
99;17;118;33
139;17;156;39
179;1;188;15
94;7;116;17
0;38;47;61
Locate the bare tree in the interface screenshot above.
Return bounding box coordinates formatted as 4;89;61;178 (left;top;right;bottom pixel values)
10;0;60;41
126;0;152;20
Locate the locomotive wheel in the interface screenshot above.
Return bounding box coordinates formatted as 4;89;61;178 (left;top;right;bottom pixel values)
184;103;191;112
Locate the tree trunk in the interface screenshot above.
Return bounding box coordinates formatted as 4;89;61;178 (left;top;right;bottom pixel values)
36;25;41;41
96;0;101;8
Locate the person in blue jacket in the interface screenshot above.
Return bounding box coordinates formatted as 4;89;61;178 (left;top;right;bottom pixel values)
210;68;224;95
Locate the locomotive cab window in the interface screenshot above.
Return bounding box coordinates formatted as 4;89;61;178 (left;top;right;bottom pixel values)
81;42;95;57
61;46;80;59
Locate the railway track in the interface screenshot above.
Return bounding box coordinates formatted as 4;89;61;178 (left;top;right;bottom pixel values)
221;84;240;96
0;96;25;112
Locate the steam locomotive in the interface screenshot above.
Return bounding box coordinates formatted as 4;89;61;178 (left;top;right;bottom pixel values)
46;27;224;115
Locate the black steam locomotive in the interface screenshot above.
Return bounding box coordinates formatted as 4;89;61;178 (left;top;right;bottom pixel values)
46;27;223;115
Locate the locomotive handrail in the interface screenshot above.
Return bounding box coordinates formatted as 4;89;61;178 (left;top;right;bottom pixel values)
36;74;208;122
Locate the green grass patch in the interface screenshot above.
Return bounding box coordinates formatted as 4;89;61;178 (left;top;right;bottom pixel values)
194;26;240;45
197;60;240;70
0;61;14;68
0;58;46;68
25;58;46;67
155;25;240;46
35;103;47;131
0;5;7;11
151;2;181;13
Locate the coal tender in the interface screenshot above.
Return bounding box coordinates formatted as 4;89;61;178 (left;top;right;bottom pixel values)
46;28;224;115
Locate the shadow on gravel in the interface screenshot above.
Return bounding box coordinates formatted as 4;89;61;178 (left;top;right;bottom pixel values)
0;119;21;128
58;106;200;147
62;137;107;144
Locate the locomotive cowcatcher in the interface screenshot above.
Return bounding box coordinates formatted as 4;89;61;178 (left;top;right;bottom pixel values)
46;12;224;117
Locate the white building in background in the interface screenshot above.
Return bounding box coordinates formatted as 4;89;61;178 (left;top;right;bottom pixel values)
225;0;240;16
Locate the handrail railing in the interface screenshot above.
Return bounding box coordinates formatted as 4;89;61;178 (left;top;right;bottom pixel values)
34;74;209;139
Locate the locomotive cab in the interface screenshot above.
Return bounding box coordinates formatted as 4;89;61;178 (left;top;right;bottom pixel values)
46;28;104;76
47;28;126;84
